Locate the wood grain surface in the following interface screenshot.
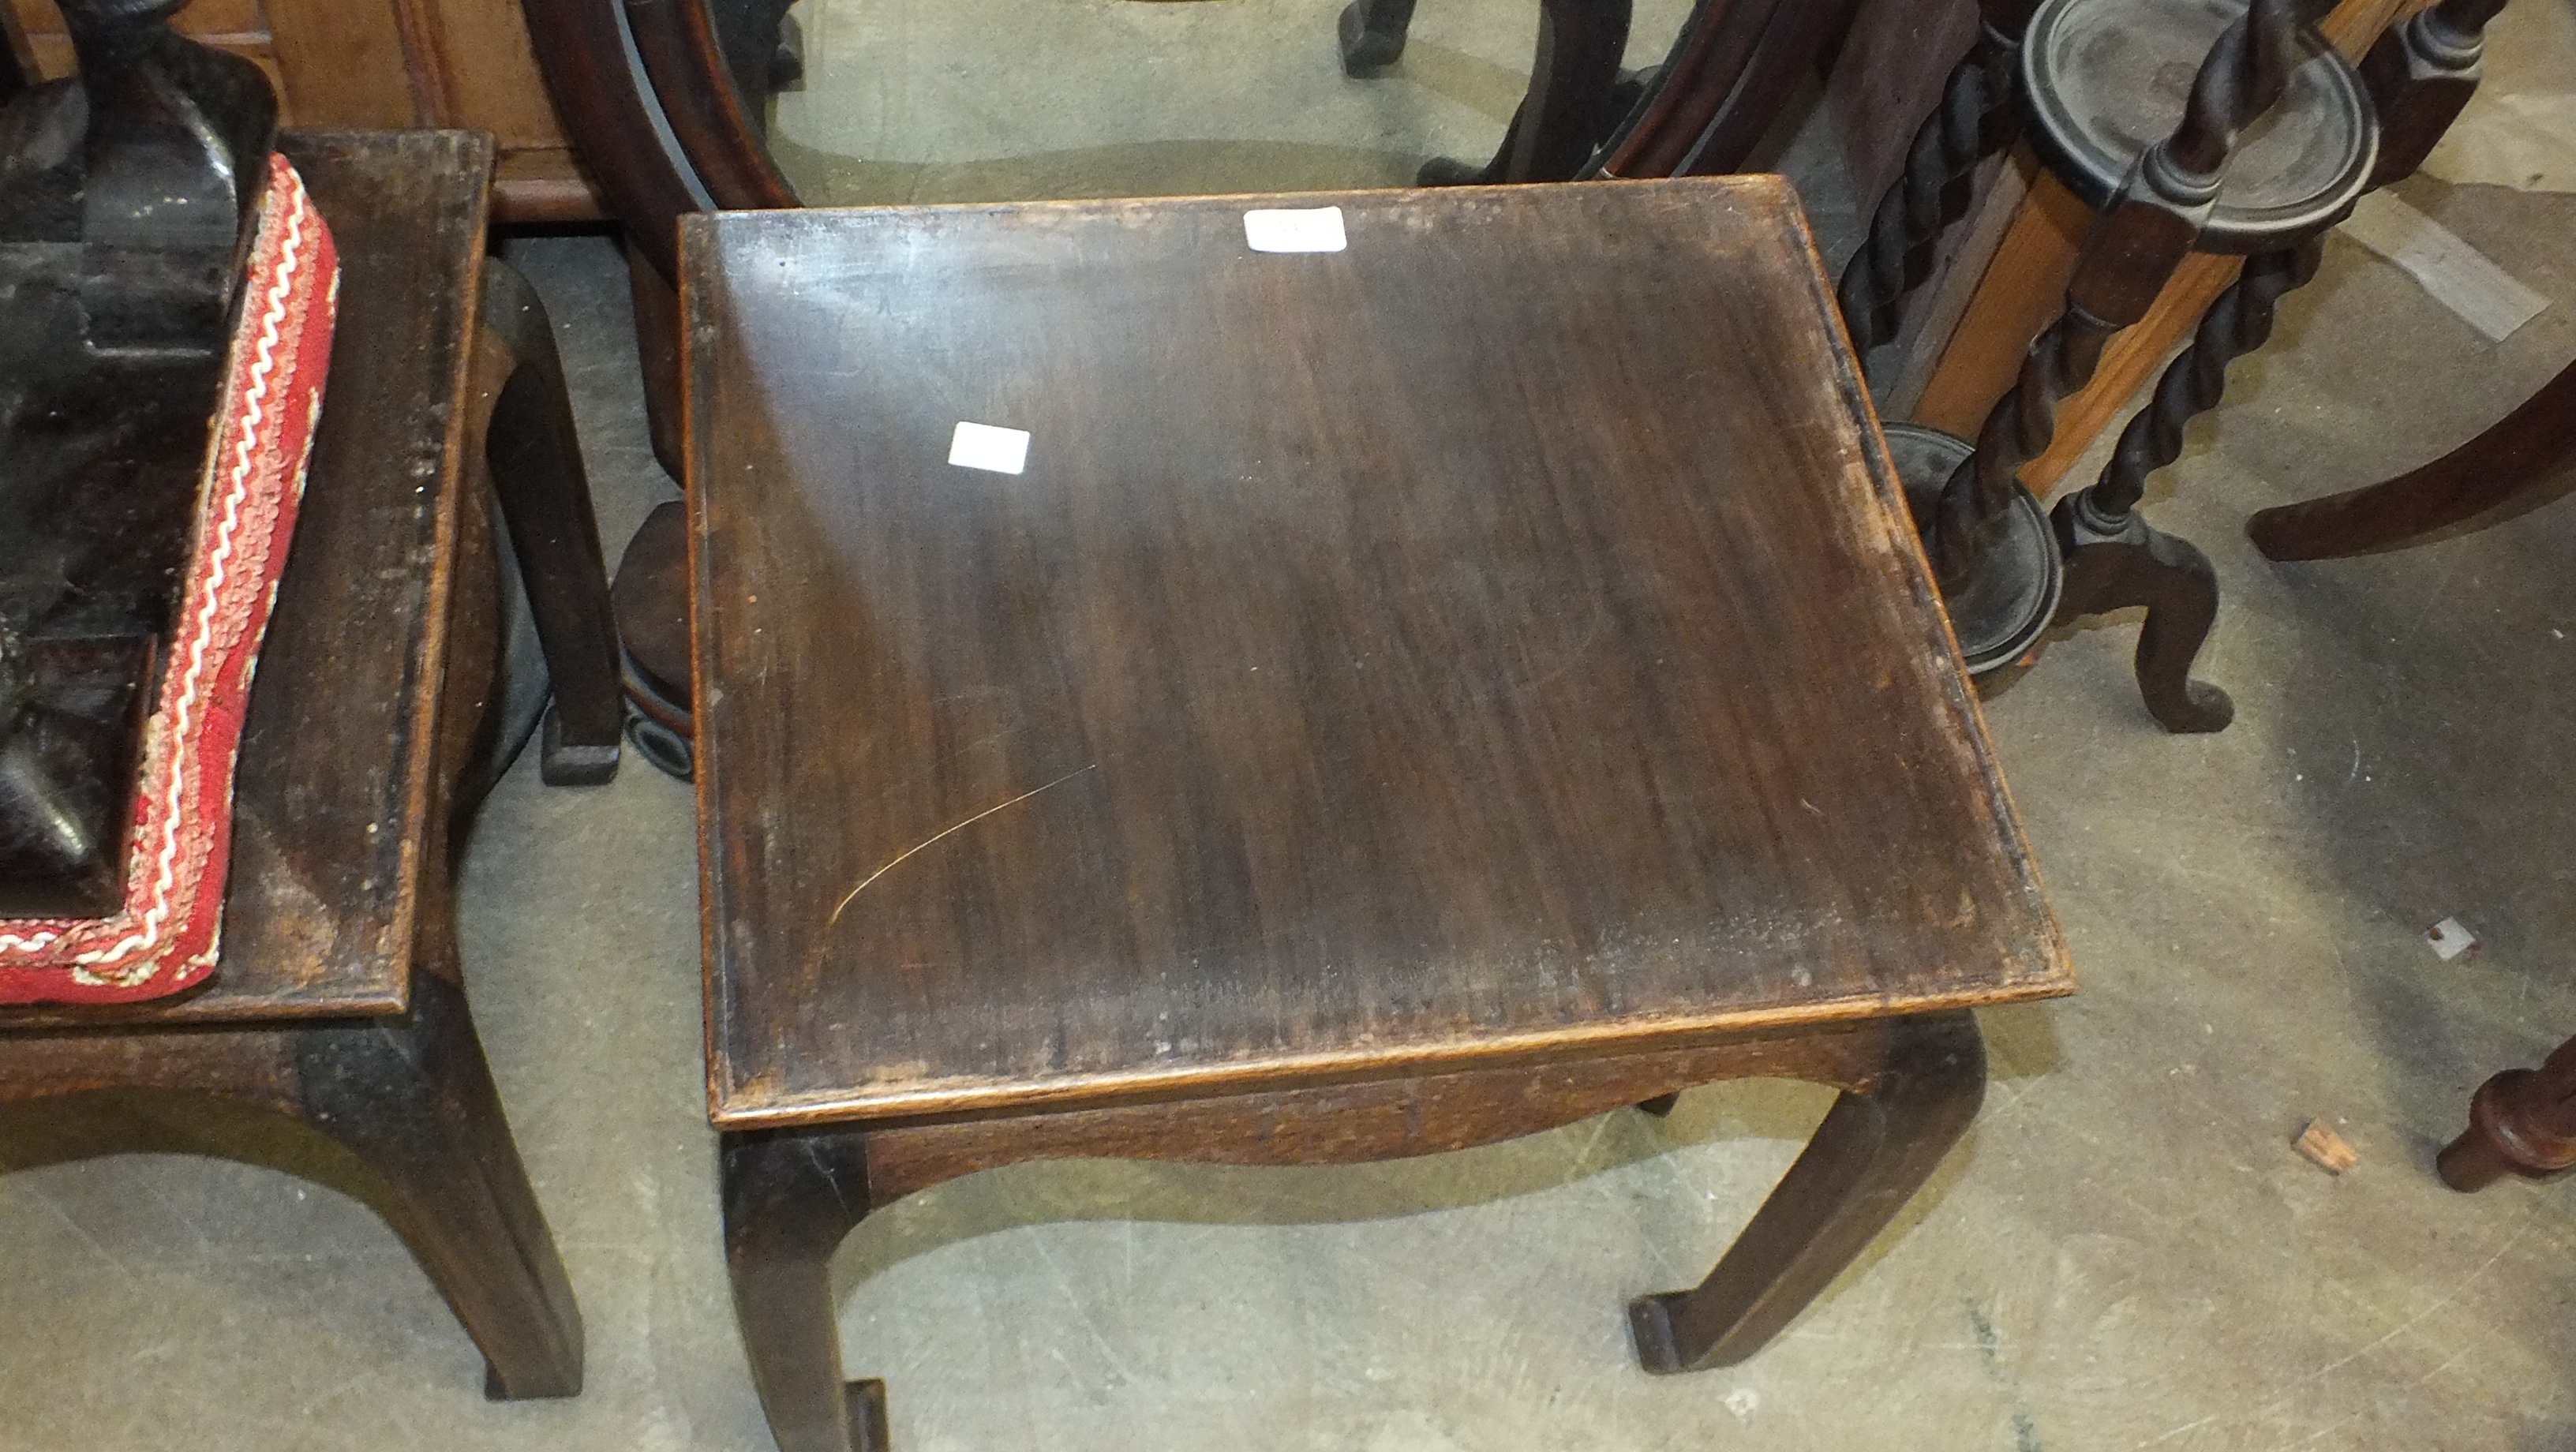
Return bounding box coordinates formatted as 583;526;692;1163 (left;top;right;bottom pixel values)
686;178;2071;1130
0;132;491;1028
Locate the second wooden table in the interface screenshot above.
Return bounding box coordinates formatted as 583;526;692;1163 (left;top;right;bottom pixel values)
684;177;2072;1452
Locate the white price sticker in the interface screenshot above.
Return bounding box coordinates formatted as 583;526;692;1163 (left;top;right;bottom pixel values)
1243;207;1347;253
947;421;1031;474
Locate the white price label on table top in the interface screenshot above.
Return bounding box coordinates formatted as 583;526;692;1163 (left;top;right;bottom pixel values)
1243;207;1347;253
948;421;1031;474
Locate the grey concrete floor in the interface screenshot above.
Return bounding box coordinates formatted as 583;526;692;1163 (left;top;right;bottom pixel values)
8;4;2576;1449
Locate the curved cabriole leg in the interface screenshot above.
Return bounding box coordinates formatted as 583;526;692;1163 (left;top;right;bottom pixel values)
2042;239;2321;733
1627;1012;1983;1374
474;260;623;786
2438;1032;2576;1192
1338;0;1419;75
293;973;586;1399
1419;0;1631;185
2050;496;2233;733
724;1128;887;1452
2248;355;2576;559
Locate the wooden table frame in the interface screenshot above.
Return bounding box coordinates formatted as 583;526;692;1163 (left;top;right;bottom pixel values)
721;1012;1985;1452
0;131;621;1404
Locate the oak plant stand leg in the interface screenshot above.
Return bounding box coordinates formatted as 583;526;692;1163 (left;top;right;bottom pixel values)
2044;238;2323;734
1629;1012;1984;1373
2438;1031;2576;1192
724;1128;889;1452
294;971;587;1398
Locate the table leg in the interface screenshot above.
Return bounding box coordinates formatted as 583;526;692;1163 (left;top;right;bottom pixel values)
1338;0;1420;74
1627;1011;1983;1373
473;259;623;787
2246;355;2576;561
291;971;586;1399
1418;0;1632;185
2438;1031;2576;1192
723;1126;888;1452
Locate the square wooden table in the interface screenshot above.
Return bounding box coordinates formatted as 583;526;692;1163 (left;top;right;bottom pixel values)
685;177;2072;1452
0;130;620;1406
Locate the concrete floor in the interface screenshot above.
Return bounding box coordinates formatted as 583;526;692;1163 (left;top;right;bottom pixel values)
7;3;2576;1449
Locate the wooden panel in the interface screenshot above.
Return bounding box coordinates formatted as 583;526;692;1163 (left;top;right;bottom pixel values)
14;0;266;33
29;26;282;99
1905;0;2432;496
399;0;575;148
1823;0;1981;211
687;179;2072;1129
0;133;494;1029
263;0;421;128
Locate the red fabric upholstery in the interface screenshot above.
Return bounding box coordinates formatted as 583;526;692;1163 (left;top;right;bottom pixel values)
0;154;339;1005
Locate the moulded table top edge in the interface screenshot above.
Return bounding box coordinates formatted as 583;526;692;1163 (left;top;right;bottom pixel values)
708;970;2070;1130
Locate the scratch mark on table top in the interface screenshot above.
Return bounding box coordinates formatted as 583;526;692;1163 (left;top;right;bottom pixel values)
815;763;1099;945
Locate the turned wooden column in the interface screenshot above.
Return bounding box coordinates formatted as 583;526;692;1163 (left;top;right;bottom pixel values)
2439;1033;2576;1191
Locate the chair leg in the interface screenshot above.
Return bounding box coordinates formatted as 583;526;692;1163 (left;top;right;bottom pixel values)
1419;0;1631;185
2439;1031;2576;1192
289;972;585;1399
1628;1012;1983;1373
1337;0;1418;75
724;1127;887;1452
2247;355;2576;561
475;259;622;785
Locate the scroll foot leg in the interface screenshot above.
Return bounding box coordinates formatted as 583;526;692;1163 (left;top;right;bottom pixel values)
1629;1012;1983;1373
2051;494;2233;735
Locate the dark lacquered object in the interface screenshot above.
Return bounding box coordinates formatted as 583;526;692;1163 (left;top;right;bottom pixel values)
0;0;277;915
687;179;2072;1452
1840;0;2383;731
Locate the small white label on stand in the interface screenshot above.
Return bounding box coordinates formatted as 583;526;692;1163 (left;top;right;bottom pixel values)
948;421;1030;474
2426;917;2479;960
1244;207;1347;253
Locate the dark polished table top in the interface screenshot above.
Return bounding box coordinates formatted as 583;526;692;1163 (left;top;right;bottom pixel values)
685;177;2071;1131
